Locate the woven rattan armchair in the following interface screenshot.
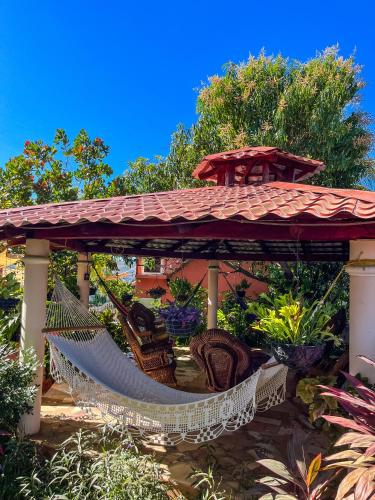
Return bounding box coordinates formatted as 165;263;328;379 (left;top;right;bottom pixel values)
127;302;169;344
119;304;176;386
190;328;257;392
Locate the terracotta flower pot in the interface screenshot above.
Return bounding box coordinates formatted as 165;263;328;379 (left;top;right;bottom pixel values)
271;343;326;370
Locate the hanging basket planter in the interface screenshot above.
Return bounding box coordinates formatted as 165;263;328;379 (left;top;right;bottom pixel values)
158;304;201;338
271;343;326;371
147;287;167;299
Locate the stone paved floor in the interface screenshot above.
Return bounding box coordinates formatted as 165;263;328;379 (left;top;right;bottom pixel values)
37;347;330;498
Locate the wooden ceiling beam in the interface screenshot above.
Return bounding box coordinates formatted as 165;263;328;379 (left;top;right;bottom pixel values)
82;243;348;262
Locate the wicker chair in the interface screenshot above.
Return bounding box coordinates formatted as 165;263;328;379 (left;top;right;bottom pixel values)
119;305;177;386
127;302;169;344
190;328;262;392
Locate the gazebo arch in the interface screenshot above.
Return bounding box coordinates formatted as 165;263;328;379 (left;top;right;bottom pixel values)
1;146;375;434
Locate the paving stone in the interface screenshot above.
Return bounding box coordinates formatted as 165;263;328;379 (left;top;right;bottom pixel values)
168;463;194;487
254;416;283;426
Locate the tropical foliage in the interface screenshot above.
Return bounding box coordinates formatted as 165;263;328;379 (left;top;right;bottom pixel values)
94;309;129;353
319;356;375;499
0;272;22;344
257;433;337;499
217;287;261;346
0;344;38;433
249;292;338;346
296;376;339;425
258;453;329;499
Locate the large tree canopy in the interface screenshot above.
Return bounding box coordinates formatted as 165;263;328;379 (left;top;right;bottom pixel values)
116;47;373;194
0;129;112;209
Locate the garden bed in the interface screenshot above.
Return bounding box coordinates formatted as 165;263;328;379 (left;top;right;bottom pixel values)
37;347;330;498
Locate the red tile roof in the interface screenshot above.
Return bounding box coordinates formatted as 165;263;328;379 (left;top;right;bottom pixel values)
0;181;374;231
193;146;325;183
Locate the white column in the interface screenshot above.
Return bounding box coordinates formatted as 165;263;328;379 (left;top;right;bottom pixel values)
77;252;90;308
20;239;50;435
207;260;219;329
347;240;375;382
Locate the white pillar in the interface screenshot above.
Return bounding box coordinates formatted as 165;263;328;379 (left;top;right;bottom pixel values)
347;240;375;382
207;260;219;329
20;239;50;435
77;252;90;308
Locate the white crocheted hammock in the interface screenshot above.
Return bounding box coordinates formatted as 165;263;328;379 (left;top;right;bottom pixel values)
45;280;288;445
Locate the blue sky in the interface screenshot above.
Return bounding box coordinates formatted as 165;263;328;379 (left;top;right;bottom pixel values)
0;0;374;176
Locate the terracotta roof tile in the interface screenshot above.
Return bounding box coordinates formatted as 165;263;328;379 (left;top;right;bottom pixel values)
0;182;375;231
193;146;326;183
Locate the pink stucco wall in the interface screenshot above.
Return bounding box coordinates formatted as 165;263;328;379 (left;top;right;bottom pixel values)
135;259;267;302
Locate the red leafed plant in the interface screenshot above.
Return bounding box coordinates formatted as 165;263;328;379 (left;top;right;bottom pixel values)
257;431;338;499
319;356;375;500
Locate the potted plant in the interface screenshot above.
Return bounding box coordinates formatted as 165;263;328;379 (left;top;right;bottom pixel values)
147;286;166;299
168;277;192;303
158;304;201;338
249;292;340;370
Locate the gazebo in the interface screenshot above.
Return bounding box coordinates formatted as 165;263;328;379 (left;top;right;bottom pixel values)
1;146;375;435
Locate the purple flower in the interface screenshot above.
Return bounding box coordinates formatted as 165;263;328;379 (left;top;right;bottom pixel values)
158;305;201;326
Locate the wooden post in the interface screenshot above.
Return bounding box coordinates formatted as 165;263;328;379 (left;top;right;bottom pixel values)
207;260;219;329
20;239;50;435
77;252;90;308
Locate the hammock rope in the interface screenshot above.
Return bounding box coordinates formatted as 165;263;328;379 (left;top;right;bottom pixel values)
46;279;288;445
92;266;129;317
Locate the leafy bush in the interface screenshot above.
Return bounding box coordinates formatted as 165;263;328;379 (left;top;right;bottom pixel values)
18;428;169;499
0;344;38;433
249;292;339;346
0;435;38;499
95;309;129;352
103;278;135;303
0;272;22;344
217;290;262;346
296;375;339;426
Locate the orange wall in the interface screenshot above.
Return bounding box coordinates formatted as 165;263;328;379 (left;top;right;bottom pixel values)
135;260;267;302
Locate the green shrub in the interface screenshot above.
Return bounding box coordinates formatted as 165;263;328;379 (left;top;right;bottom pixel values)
18;428;169;499
0;272;22;344
0;344;38;433
0;436;38;499
102;278;134;303
95;309;129;353
217;290;262;347
296;375;339;427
